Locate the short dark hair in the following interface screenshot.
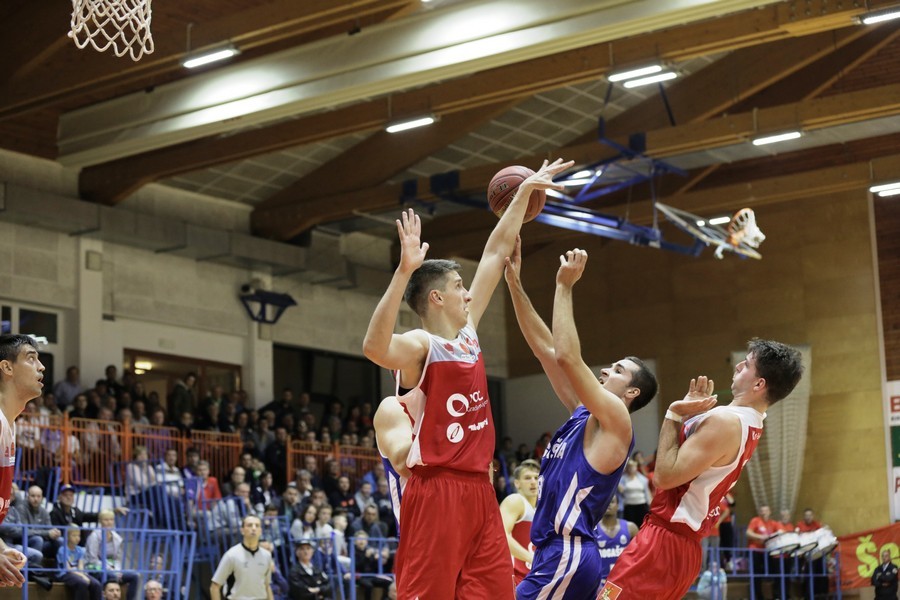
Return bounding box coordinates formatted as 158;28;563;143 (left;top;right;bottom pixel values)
0;334;36;363
747;338;803;405
403;259;462;317
623;356;658;414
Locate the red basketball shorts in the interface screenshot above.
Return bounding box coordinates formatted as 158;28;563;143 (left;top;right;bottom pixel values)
597;520;701;600
394;466;514;600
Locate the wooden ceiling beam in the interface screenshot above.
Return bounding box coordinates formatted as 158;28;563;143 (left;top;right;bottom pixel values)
0;1;71;84
251;82;900;239
0;0;415;119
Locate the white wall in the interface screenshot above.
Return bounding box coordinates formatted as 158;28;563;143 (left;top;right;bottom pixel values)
504;360;660;455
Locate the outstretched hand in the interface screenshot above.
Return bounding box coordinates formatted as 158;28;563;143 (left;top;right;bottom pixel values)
0;549;25;587
396;208;429;274
556;248;588;287
669;376;718;418
522;158;575;192
504;236;523;287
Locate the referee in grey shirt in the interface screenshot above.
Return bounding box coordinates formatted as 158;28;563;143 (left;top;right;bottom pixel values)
210;515;274;600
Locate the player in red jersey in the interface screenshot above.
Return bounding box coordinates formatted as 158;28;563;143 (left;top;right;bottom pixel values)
363;158;572;600
599;339;802;600
499;459;540;586
0;334;46;588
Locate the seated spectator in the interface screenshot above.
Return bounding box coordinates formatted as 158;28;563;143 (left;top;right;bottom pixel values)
280;485;304;523
85;510;140;600
303;456;323;489
130;400;149;426
288;539;332;599
349;505;388;540
362;462;386;491
187;460;221;509
372;477;396;537
353;481;377;513
352;531;392;600
291;469;314;499
331;512;351;570
196;402;221;433
251;471;279;514
175;412;194;438
220;466;246;499
697;560;728;600
290;504;317;542
264;427;289;490
0;493;49;588
258;539;289;599
260;505;286;551
321;460;341;498
103;580;122;600
126;446;156;504
314;505;334;540
253;415;275;455
57;526;103;600
70;394;90;419
328;476;358;518
17;485;63;559
83;407;122;458
156;449;184;497
182;448;201;479
51;484;127;532
143;579;164;600
54;366;84;410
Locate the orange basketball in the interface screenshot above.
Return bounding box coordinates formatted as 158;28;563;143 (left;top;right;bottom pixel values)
487;166;546;223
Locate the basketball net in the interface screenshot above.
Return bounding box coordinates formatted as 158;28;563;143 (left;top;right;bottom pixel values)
69;0;154;61
714;207;766;259
736;345;811;516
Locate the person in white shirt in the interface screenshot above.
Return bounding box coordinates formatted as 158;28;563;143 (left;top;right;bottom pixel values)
618;459;652;526
210;515;273;600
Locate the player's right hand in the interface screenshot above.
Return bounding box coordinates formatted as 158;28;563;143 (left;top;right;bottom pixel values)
521;158;574;192
0;550;25;587
669;376;717;417
556;248;587;287
396;208;429;274
503;235;523;286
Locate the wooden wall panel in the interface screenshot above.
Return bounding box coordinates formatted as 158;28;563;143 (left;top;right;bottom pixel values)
505;190;889;534
875;195;900;381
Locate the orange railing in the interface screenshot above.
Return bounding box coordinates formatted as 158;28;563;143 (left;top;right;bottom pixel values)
18;413;382;491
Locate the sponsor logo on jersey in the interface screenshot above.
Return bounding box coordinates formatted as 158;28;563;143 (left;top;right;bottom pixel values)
447;423;464;444
467;418;488;431
599;546;625;559
598;581;623;600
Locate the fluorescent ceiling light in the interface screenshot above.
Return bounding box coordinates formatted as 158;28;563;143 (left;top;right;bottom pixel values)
869;181;900;194
707;216;731;226
752;131;802;146
183;46;240;69
572;169;593;178
134;360;153;371
622;71;677;88
608;64;663;82
879;188;900;197
385;116;435;133
695;219;706;227
858;6;900;24
546;189;567;199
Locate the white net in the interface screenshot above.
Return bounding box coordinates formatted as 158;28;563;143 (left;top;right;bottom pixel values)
69;0;154;61
729;208;766;249
735;345;811;517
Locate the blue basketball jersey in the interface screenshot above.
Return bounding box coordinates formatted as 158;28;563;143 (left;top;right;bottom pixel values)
531;405;634;546
595;518;631;582
380;452;406;535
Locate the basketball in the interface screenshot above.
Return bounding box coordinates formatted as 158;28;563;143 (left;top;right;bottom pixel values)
487;166;546;223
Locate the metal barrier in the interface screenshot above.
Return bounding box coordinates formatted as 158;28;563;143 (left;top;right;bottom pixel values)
14;522;195;600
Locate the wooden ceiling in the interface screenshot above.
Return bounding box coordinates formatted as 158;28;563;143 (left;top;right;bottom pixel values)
2;0;900;259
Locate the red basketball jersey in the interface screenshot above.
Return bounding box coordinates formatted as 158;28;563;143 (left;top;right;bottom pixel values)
650;405;764;540
0;410;16;524
510;494;535;582
397;325;495;474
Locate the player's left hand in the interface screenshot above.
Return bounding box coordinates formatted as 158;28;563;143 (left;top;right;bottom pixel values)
503;236;523;286
0;548;25;570
521;158;575;192
556;248;587;287
669;376;717;417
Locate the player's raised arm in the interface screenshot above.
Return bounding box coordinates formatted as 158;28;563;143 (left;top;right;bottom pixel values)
363;209;430;371
467;158;573;330
552;249;631;447
504;236;578;413
652;376;726;490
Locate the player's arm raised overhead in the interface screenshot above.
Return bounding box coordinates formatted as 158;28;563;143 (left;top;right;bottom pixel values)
467;159;573;330
504;236;578;413
552;250;632;451
363;209;430;372
653;376;728;490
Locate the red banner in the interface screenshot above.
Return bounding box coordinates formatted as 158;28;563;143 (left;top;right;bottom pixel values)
838;523;900;589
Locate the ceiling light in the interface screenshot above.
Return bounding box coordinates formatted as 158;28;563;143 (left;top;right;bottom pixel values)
622;71;677;88
695;219;706;227
708;216;731;226
879;188;900;197
751;131;802;146
183;45;240;69
608;64;664;82
561;177;594;187
869;181;900;194
385;115;435;133
858;5;900;24
134;361;153;371
572;169;593;178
